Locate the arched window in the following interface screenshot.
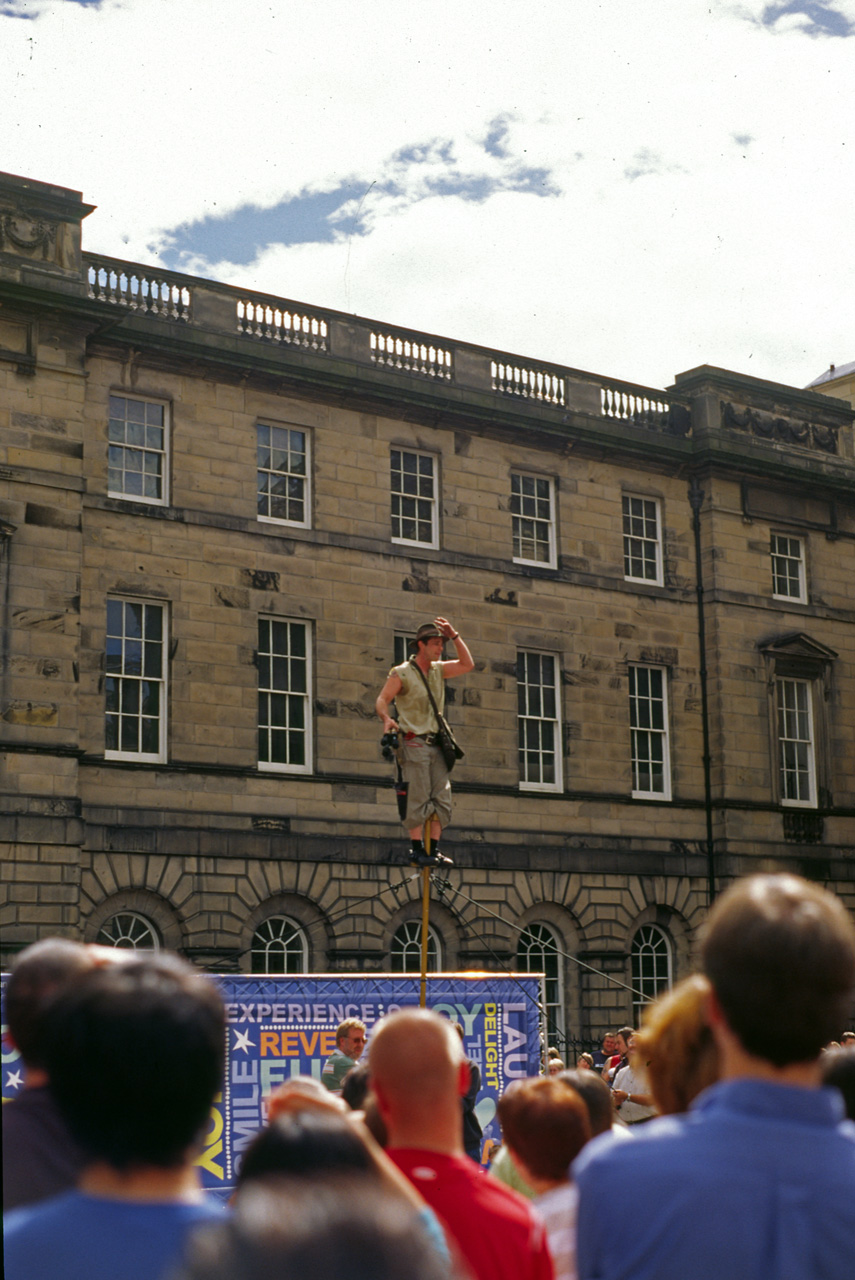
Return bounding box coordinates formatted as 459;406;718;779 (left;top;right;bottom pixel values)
96;911;160;951
517;923;565;1048
251;916;308;974
390;920;441;973
630;924;672;1025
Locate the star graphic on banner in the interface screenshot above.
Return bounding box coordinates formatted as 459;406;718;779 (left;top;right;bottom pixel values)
6;1069;24;1090
233;1029;254;1054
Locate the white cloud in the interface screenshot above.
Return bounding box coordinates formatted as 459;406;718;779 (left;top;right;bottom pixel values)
2;0;854;388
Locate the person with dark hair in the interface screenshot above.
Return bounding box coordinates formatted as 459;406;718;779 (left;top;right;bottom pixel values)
606;1028;655;1123
604;1027;634;1084
237;1110;374;1188
173;1175;454;1280
558;1069;627;1141
3;954;227;1280
341;1061;372;1111
498;1077;591;1280
2;938;95;1210
369;1008;554;1280
451;1020;484;1163
574;874;855;1280
360;1089;390;1148
591;1034;617;1072
701;877;855;1067
247;1076;449;1262
376;617;474;866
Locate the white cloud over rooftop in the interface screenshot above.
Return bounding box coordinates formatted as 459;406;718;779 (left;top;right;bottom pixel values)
2;0;853;389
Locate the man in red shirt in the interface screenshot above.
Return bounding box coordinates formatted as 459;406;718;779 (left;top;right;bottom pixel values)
368;1008;554;1280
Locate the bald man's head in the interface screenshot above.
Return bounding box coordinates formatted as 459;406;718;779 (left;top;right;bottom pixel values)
368;1010;467;1148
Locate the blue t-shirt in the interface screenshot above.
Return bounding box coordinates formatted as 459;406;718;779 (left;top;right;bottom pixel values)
3;1189;224;1280
573;1079;855;1280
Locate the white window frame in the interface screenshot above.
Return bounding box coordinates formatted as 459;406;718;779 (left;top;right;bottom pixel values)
107;393;169;506
104;597;167;762
629;664;672;800
257;617;313;775
622;494;663;586
517;650;563;792
771;533;807;604
96;911;161;951
630;924;672;1026
776;676;817;807
517;923;565;1049
251;916;309;973
256;422;311;529
511;472;557;568
390;920;442;973
390;448;438;548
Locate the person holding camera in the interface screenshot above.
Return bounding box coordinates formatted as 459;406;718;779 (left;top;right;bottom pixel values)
375;618;474;867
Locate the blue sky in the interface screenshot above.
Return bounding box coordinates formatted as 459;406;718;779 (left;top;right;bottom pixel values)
763;2;853;36
3;0;854;389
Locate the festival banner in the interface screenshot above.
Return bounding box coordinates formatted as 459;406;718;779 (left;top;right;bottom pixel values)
2;971;544;1199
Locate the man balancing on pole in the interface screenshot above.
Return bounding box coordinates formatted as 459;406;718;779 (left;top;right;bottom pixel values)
376;618;474;868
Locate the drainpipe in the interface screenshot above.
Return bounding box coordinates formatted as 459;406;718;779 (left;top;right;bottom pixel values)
688;478;716;905
0;520;16;723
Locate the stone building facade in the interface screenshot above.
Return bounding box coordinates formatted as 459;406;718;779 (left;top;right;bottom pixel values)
2;171;855;1047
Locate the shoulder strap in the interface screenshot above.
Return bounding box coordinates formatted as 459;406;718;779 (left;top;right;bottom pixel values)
409;657;443;730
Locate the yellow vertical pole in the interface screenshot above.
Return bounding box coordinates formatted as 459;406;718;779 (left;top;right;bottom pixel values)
419;815;434;1008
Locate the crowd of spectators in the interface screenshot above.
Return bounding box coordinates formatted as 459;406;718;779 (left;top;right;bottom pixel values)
3;872;855;1279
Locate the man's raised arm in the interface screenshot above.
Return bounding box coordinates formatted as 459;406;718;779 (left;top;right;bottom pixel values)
435;617;474;677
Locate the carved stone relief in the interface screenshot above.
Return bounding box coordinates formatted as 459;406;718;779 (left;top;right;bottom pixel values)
722;401;838;454
0;210;58;261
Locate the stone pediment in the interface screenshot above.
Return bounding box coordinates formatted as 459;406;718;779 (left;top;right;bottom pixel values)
758;632;838;662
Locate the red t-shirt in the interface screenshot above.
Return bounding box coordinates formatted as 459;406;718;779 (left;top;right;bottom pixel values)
389;1148;554;1280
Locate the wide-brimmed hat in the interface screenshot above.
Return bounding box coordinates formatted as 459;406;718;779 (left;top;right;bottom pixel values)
408;623;444;650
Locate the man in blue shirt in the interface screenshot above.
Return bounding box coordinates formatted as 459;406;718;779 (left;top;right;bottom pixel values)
4;954;226;1280
574;873;855;1280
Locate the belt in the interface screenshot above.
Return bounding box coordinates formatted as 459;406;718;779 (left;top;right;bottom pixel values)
404;732;438;744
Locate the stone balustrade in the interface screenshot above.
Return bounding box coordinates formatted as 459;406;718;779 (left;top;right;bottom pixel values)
236;295;328;351
491;358;565;405
87;254;192;322
600;378;691;436
82;251;691;436
370;329;453;380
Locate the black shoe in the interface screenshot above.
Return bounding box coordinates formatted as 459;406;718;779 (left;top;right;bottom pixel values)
411;850;454;868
